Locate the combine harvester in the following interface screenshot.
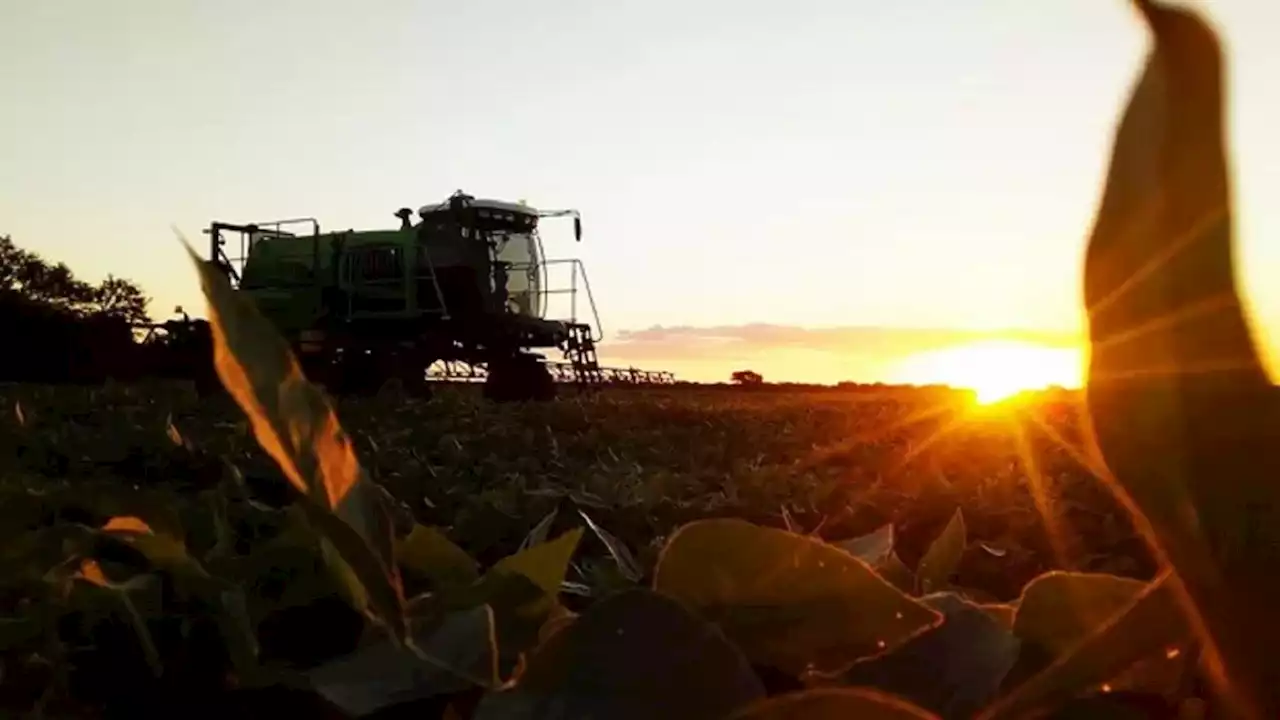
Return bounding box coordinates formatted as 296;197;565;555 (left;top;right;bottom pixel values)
143;191;676;401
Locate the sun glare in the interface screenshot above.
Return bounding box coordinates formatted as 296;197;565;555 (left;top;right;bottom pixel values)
895;340;1083;405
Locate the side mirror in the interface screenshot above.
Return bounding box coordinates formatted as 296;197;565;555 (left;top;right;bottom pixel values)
574;217;583;242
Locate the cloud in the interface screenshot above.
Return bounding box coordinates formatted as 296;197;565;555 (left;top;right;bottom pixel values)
600;323;1081;361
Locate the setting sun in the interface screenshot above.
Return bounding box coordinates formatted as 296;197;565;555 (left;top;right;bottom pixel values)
894;340;1084;404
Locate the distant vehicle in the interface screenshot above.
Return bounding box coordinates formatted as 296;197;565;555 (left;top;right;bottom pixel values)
142;190;674;401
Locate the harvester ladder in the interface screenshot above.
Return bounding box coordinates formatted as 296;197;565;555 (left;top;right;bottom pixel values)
563;323;604;386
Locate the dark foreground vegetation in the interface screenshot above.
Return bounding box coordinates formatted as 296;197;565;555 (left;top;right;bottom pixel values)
0;382;1173;719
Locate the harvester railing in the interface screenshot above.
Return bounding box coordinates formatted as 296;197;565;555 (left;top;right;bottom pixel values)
205;217;320;288
511;258;604;343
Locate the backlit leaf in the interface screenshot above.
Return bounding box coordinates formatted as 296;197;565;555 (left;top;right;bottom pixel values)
653;518;941;676
843;592;1021;720
1081;1;1280;715
1013;571;1154;658
184;241;405;641
979;571;1187;720
490;528;584;602
396;524;480;590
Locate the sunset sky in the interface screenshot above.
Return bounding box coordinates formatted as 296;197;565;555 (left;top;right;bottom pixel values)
3;0;1279;386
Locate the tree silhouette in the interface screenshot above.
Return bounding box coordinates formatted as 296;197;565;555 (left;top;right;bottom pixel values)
92;274;150;325
0;234;150;321
0;234;155;383
731;370;763;386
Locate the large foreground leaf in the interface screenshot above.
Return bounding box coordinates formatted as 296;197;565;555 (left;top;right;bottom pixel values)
653;518;941;676
844;592;1020;720
185;243;404;640
1081;1;1280;715
979;571;1186;720
1012;572;1156;658
473;589;765;720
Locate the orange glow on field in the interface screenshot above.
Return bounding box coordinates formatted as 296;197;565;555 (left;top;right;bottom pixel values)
894;340;1084;404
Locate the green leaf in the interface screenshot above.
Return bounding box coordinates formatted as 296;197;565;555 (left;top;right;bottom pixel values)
916;509;965;594
183;241;405;641
652;518;941;676
473;589;765;720
837;524;896;566
1012;572;1152;658
489;528;584;602
843;592;1021;720
308;604;499;716
726;688;940;720
978;571;1187;720
417;528;585;676
395;524;480;590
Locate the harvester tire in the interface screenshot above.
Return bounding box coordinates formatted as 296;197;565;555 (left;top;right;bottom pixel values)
484;355;556;403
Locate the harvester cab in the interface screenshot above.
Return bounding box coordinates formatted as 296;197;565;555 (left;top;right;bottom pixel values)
202;190;613;401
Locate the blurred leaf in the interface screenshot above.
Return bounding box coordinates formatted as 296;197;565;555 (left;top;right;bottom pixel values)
576;507;642;582
1013;572;1154;658
843;592;1021;720
472;589;765;720
727;688;940;719
652;518;941;676
185;241;405;641
396;524;479;590
1079;0;1280;715
309;604;499;716
837;524;895;566
979;571;1187;720
917;509;965;594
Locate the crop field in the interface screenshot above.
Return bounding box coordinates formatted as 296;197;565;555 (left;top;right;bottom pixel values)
0;379;1174;719
0;382;1152;601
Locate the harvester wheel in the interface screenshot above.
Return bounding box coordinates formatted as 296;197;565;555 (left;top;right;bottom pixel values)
483;355;556;403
